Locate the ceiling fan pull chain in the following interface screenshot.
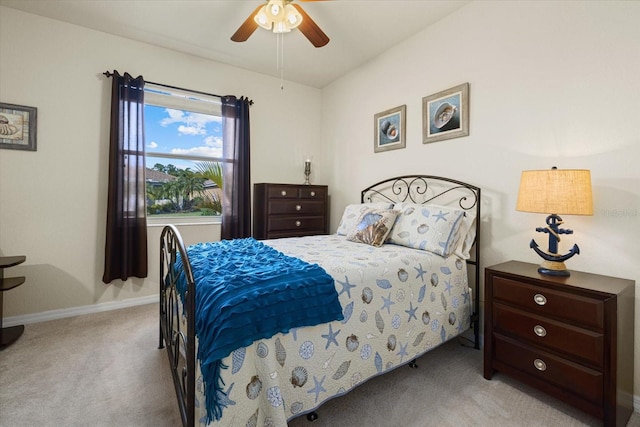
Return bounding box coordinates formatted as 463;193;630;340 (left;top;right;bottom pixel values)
277;32;285;90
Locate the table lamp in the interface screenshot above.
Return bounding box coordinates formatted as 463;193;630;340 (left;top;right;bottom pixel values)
516;167;593;276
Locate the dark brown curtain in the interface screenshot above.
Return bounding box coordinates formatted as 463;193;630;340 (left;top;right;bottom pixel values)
220;96;252;240
102;71;148;283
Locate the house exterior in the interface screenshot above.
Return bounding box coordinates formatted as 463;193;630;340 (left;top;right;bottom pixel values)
1;1;638;409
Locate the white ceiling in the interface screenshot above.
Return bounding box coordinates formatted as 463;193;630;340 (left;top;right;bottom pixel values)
0;0;470;88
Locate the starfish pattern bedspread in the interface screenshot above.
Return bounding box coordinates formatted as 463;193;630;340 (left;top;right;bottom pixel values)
186;235;472;426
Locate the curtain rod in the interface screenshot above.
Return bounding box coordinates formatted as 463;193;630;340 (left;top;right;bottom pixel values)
102;71;253;105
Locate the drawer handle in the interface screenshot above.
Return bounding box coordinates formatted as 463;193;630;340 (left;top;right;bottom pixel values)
533;325;547;337
295;221;301;227
281;190;287;196
296;205;301;211
533;293;547;306
310;191;316;197
533;358;547;371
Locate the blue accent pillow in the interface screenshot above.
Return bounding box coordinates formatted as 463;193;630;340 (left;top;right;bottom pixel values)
336;202;394;235
346;209;399;247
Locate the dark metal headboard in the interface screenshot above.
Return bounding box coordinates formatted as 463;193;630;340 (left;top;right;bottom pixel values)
361;175;481;349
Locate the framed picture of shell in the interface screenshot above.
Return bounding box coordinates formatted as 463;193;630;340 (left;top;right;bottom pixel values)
0;103;37;151
422;83;469;144
374;104;406;153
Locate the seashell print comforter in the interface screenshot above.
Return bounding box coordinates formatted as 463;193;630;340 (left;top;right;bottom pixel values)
190;235;472;426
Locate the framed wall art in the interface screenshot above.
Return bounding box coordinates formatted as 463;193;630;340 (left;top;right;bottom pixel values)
0;103;37;151
374;104;406;153
422;83;469;144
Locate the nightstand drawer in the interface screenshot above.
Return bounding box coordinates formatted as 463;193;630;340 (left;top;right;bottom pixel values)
268;200;325;215
268;216;326;232
493;303;604;367
494;336;603;405
493;276;604;330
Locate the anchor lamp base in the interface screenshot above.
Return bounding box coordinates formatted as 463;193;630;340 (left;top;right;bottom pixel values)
537;260;570;277
527;213;581;278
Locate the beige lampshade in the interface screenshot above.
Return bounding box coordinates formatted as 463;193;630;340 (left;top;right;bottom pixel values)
516;168;593;215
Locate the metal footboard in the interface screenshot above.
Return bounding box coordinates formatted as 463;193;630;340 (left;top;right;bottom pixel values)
159;224;196;427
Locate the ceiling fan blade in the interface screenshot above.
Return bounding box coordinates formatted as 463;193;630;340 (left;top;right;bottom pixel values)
230;4;263;42
292;3;330;48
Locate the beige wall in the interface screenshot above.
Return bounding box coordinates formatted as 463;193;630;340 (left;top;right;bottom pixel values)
1;0;639;407
0;7;324;316
321;0;640;407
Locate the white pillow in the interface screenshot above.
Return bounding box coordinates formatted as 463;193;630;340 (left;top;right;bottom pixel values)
336;202;394;235
387;203;465;257
453;210;477;260
346;209;399;247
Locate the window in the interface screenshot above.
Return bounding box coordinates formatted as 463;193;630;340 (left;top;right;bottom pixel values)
144;85;223;223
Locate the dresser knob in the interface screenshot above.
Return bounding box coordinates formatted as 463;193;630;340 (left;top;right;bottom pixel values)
533;358;547;371
281;190;287;196
533;325;547;337
310;191;316;197
295;221;301;227
296;205;301;211
533;293;547;306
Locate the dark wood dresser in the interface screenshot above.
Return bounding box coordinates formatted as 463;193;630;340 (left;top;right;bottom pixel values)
253;183;329;239
484;261;635;427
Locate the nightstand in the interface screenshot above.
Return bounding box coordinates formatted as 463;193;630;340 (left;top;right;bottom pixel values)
483;261;635;427
253;183;329;239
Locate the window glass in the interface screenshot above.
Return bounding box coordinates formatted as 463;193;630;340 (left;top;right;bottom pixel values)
144;85;223;220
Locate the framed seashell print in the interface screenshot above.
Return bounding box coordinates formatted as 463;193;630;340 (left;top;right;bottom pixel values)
374;104;406;153
0;102;37;151
422;83;469;144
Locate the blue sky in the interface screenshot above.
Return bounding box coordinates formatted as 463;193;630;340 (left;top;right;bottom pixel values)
144;104;222;170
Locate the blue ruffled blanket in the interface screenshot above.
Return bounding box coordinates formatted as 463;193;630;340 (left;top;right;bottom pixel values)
174;238;343;423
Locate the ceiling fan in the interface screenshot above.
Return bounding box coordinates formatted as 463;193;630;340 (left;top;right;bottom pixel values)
231;0;330;48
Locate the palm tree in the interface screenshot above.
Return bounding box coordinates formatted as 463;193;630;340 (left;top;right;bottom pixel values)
178;172;205;210
194;161;223;214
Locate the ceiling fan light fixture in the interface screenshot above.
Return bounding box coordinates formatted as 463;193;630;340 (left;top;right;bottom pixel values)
254;6;272;30
284;4;302;28
233;0;329;48
266;0;285;20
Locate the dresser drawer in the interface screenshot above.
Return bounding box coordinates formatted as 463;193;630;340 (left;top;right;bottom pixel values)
268;200;325;215
267;185;300;199
265;185;327;200
494;336;603;405
268;216;326;233
492;276;604;330
493;303;604;367
299;186;326;199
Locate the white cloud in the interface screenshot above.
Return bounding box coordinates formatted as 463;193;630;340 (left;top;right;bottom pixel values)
160;108;220;136
177;125;205;136
204;136;222;148
160;109;185;126
147;141;158;149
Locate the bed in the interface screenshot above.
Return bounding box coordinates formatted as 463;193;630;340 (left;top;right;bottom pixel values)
159;175;481;427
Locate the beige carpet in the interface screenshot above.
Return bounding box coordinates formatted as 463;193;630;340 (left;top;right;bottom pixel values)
1;303;638;427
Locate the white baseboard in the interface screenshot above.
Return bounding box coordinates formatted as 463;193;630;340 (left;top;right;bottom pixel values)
2;295;158;327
